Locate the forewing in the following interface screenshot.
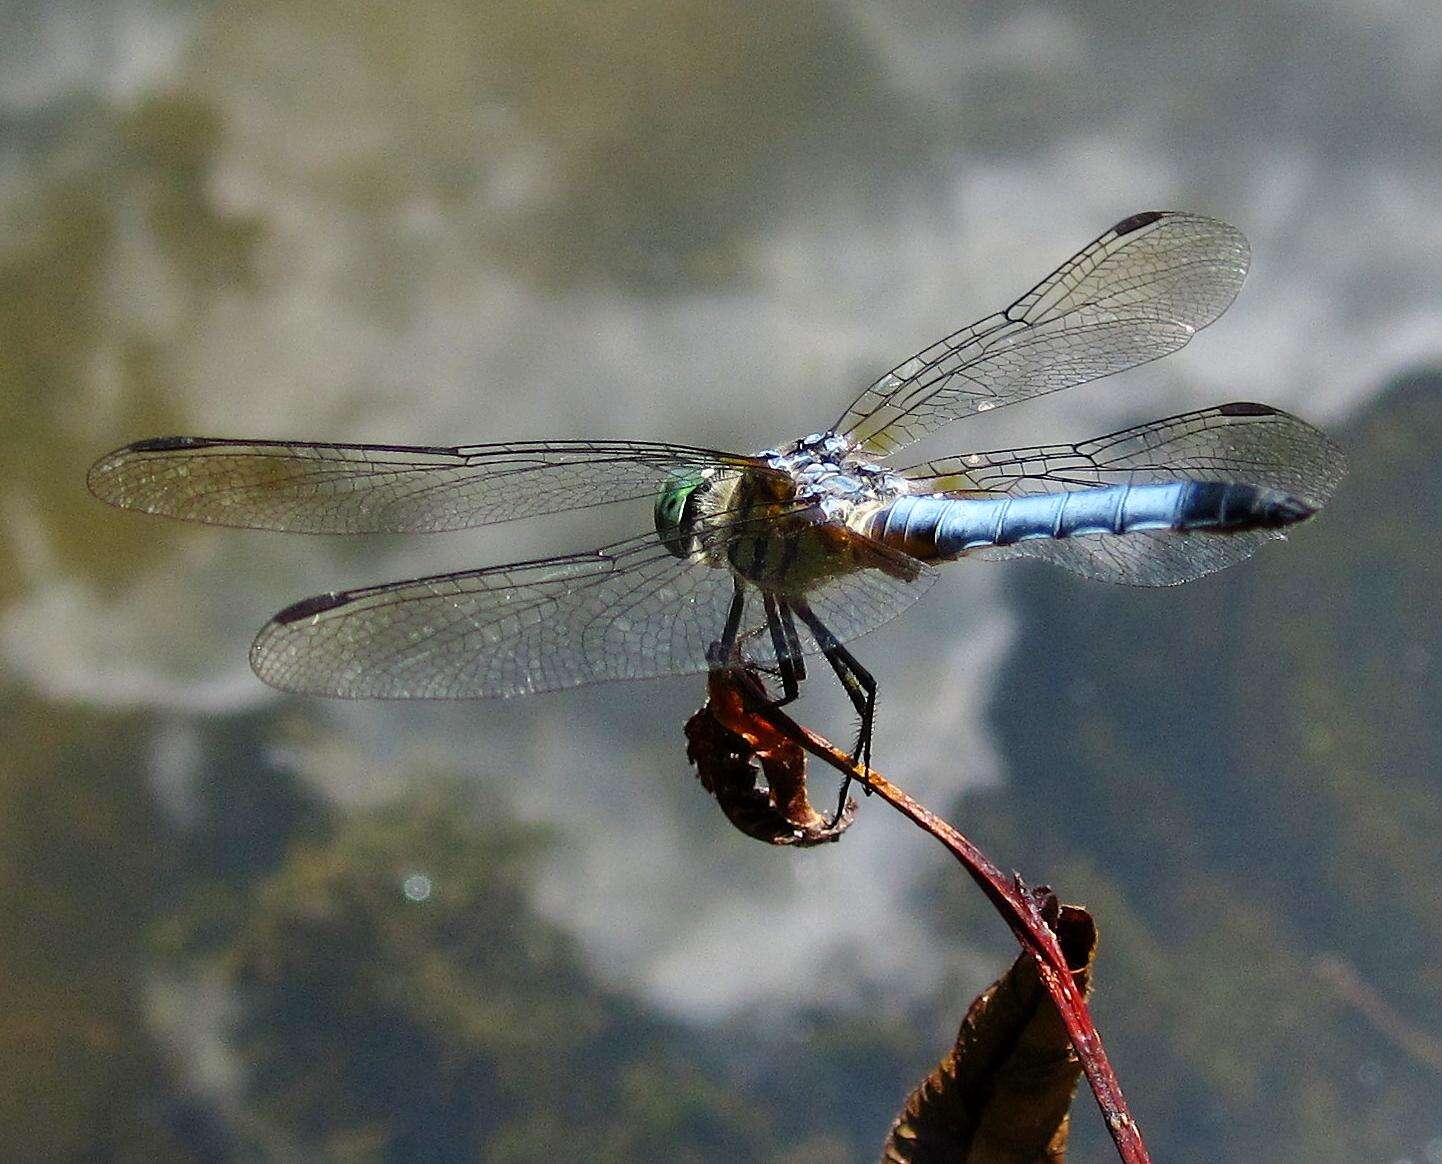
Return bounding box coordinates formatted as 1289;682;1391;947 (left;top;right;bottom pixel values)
88;436;770;533
836;212;1250;457
901;403;1345;587
250;508;935;698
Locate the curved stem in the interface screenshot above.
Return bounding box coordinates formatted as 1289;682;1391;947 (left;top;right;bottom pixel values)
741;694;1151;1164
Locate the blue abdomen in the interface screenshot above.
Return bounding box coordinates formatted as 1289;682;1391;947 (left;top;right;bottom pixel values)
865;481;1316;559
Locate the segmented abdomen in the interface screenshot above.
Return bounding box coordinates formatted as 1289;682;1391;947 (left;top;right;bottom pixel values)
863;481;1316;559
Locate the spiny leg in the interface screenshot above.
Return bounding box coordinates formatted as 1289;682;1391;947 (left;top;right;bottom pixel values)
762;592;801;707
792;602;875;765
792;601;877;824
814;643;875;777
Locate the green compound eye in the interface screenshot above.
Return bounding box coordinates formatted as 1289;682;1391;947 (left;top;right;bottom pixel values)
654;471;706;558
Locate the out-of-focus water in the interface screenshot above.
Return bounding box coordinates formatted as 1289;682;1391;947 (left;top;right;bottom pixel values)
5;2;1441;1158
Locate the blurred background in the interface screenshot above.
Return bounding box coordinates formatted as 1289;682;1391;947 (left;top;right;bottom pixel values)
4;1;1441;1159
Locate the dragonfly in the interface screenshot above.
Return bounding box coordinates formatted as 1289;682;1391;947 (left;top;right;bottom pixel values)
90;210;1344;816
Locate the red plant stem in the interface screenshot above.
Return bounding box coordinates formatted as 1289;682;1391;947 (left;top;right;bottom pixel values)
750;699;1151;1164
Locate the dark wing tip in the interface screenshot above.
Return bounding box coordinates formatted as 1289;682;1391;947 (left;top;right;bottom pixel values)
1111;210;1167;236
1214;402;1348;503
272;591;349;625
123;435;219;453
88;436;218;502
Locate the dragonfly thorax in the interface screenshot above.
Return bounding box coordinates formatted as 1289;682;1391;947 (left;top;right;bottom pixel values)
656;433;911;565
653;432;918;595
762;431;910;518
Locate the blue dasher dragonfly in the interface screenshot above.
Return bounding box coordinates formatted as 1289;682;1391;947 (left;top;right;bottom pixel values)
89;210;1344;799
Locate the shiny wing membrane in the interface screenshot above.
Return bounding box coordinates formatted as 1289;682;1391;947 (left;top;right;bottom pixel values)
835;212;1250;457
88;436;774;533
902;403;1345;502
250;504;936;698
975;528;1284;587
901;403;1346;586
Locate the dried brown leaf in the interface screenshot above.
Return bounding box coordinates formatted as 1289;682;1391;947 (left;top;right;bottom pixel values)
883;907;1099;1163
684;667;855;846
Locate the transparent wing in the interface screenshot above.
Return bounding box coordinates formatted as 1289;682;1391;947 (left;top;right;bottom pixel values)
88;435;773;533
901;403;1346;505
249;505;935;698
899;403;1346;587
976;528;1284;587
836;212;1250;457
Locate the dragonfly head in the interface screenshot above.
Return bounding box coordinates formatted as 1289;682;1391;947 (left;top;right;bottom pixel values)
655;470;708;558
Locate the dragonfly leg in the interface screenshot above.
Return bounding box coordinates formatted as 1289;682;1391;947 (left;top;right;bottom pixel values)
708;579;747;668
792;601;876;825
778;599;807;685
762;592;801;706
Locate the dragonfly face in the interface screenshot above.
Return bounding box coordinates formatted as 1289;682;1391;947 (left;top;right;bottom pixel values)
654;469;709;559
88;210;1345;804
